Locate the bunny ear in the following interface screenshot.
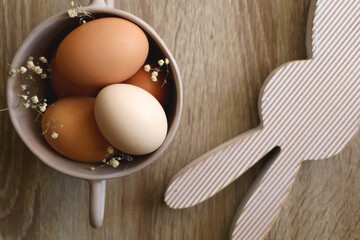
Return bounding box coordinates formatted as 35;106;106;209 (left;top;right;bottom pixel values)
229;150;302;240
308;0;359;58
165;127;275;209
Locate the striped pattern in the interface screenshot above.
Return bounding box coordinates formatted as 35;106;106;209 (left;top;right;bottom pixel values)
165;0;360;239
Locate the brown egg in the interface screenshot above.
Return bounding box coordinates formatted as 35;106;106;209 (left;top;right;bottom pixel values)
51;62;100;98
123;64;170;107
55;17;149;87
41;97;111;163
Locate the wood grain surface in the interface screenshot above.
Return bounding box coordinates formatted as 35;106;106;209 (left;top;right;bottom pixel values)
1;0;360;239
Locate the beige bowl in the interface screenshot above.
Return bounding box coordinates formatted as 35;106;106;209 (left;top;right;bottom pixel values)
7;0;182;228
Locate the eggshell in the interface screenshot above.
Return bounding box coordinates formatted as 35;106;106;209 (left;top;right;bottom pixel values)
41;97;111;163
123;64;170;107
55;17;149;87
51;62;100;98
94;84;168;155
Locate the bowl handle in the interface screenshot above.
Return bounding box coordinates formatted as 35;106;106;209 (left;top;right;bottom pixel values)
89;180;106;228
88;0;114;8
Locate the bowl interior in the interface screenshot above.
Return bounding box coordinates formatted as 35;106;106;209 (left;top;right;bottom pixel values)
7;8;182;180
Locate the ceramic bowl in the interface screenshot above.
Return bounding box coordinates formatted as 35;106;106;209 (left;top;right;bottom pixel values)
7;0;183;228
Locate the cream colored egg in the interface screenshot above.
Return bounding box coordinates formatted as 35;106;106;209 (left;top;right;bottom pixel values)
94;84;168;155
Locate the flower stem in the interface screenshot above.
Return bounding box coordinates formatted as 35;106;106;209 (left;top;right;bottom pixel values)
0;105;21;112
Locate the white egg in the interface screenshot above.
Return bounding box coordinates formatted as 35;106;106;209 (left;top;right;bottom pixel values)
94;84;168;155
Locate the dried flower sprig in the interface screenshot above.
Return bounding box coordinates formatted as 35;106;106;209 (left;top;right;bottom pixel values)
68;1;94;24
90;146;133;171
5;56;62;140
41;104;64;139
143;58;170;87
6;56;50;115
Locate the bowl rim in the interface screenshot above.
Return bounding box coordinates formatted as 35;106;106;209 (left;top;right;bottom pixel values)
7;7;183;180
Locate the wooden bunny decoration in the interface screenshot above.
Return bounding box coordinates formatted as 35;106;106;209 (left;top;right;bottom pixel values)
165;0;360;239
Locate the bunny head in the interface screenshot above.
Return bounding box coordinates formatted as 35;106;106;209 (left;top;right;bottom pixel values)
258;0;360;161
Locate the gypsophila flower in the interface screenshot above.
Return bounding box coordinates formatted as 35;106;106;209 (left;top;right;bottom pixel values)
67;1;94;24
144;64;151;72
51;132;59;139
20;67;27;74
151;75;157;82
90;166;95;171
143;59;170;85
39;104;47;112
158;59;164;66
109;158;119;168
9;68;17;76
34;66;43;74
39;56;47;63
90;151;133;171
107;146;115;155
68;9;78;18
27;61;35;70
31;95;39;104
3;56;63;141
23;102;31;108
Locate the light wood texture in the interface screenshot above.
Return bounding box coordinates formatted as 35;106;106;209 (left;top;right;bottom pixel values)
1;0;360;240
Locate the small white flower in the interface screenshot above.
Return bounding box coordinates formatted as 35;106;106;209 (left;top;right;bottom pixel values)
34;66;43;74
51;132;59;139
107;146;115;155
20;67;27;74
39;56;47;63
23;102;30;108
90;167;96;171
70;1;75;7
39;105;47;112
20;85;27;91
31;95;39;104
82;20;86;24
144;64;151;72
9;68;17;76
152;71;158;77
151;75;157;82
102;159;107;163
165;58;169;65
68;9;78;18
158;59;164;66
109;158;119;168
27;61;35;70
41;73;47;79
21;95;28;100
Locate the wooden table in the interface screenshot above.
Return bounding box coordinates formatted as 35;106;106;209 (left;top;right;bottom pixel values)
1;0;360;239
